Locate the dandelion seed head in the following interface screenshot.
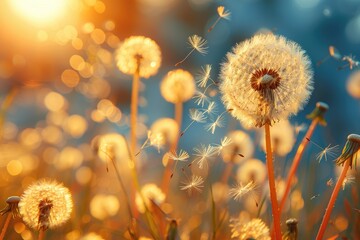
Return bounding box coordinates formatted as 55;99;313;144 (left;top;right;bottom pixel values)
161;69;196;103
217;6;231;20
260;120;295;156
188;35;208;54
197;64;212;88
93;133;129;163
347;70;360;99
306;101;329;126
237;159;267;184
115;36;161;78
180;175;204;195
222;130;254;163
193;144;217;169
230;218;270;240
220;34;313;128
0;196;21;218
135;183;165;213
19;179;73;230
150;118;179;148
336;133;360;168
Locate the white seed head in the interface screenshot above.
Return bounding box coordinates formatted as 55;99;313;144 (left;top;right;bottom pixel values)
150;118;179;147
161;69;196;103
115;36;161;78
237;159;267;184
19;179;73;230
220;34;313;127
221;130;254;163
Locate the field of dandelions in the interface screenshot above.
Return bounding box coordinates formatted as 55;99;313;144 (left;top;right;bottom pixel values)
1;0;360;240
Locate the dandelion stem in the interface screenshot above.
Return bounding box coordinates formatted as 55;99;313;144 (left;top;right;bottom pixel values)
162;102;183;193
130;57;141;166
264;122;282;239
38;229;45;240
316;159;350;240
175;49;195;67
279;118;319;214
221;162;233;184
0;86;18;142
0;214;11;240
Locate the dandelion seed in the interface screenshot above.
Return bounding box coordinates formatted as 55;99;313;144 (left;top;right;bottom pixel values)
181;109;207;137
180;175;204;195
310;194;320;200
168;150;189;161
205;115;225;134
214;136;232;154
316;144;339;163
208;6;231;32
193;91;209;107
197;65;216;88
342;176;355;190
327;178;333;187
317;45;341;66
19;179;73;230
220;34;313;128
229;181;257;201
204;101;217;115
193;144;217;169
175;35;208;66
340;55;359;70
294;122;307;135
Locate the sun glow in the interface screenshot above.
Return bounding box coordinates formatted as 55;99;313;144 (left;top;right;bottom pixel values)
9;0;68;25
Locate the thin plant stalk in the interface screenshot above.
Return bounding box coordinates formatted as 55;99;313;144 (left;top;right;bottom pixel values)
0;87;18;141
264;122;282;239
38;229;45;240
130;59;141;163
315;159;350;240
279;118;319;213
161;101;183;193
0;214;11;240
220;162;233;184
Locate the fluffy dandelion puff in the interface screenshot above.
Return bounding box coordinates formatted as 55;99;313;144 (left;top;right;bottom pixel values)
115;36;161;78
221;130;254;163
150;118;179;150
19;179;73;230
180;175;205;195
220;34;313;128
237;159;267;184
135;183;165;213
230;218;270;240
161;69;196;104
175;35;208;66
346;70;360;99
229;181;257;201
208;6;231;32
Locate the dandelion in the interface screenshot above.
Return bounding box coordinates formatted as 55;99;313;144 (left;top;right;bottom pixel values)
197;65;216;88
90;194;120;220
229;181;257;201
208;6;231;32
221;131;254;163
237;159;267;184
0;196;21;240
115;36;161;78
161;69;196;104
150;118;179;151
346;70;360;99
19;179;72;239
193;144;217;170
180;175;204;195
316;134;360;240
230;218;270;240
175;35;208;66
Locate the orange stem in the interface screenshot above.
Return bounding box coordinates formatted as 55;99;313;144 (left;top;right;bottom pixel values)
279;119;319;213
130;66;140;165
162;102;182;194
38;229;45;240
316;160;350;240
0;214;12;240
221;162;233;184
264;122;282;239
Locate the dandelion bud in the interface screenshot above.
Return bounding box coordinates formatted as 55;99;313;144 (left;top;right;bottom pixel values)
0;196;21;218
19;179;73;230
160;69;196;104
220;34;313;128
283;218;298;240
115;36;161;78
221;130;254;163
306;101;329;126
346;70;360;99
335;134;360;168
